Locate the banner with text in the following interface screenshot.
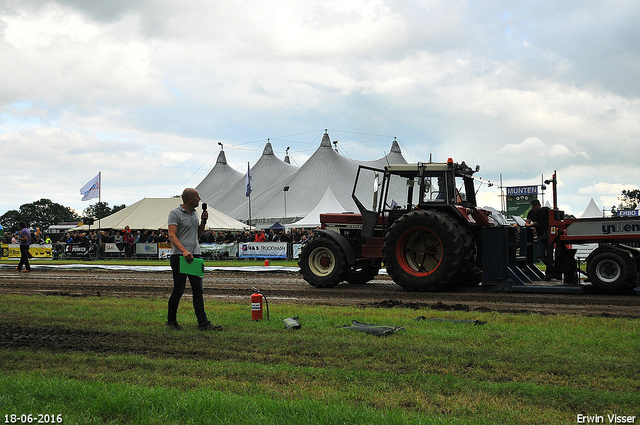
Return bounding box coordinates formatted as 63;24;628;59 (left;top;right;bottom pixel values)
238;242;288;259
506;186;538;217
2;244;53;260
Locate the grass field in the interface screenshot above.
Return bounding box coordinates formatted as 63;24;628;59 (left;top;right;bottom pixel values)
1;292;639;424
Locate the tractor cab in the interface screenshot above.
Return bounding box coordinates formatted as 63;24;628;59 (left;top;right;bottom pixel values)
352;159;487;238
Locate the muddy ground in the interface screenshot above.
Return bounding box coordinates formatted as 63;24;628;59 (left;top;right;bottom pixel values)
1;267;638;317
2;267;638;356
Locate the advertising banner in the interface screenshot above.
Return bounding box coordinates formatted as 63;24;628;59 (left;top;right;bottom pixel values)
64;244;90;259
238;242;288;259
136;243;158;257
200;243;238;258
104;243;125;253
618;210;639;217
158;242;172;260
3;244;54;260
292;243;303;259
506;186;538;218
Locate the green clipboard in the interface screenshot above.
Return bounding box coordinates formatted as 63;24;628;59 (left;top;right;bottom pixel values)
179;256;205;277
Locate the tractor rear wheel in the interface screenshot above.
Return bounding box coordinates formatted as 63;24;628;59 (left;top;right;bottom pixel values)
383;209;466;291
298;237;349;288
586;249;631;291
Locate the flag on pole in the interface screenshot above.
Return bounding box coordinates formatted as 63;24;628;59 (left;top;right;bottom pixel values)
245;162;252;197
80;173;101;201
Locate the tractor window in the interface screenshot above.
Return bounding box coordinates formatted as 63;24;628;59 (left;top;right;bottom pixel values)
353;167;381;212
385;173;421;210
455;176;468;203
424;176;447;203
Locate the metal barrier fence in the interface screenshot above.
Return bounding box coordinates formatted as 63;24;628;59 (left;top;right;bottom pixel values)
2;242;304;260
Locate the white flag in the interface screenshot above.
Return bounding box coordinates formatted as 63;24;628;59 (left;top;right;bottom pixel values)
80;173;100;201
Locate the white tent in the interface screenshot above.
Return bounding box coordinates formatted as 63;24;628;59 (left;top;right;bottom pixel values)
235;131;407;223
195;150;244;203
288;187;347;229
73;198;247;231
203;141;298;218
580;198;602;218
576;198;601;260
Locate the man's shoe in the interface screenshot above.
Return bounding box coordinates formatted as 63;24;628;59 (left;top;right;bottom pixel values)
22;269;31;273
166;321;182;330
198;321;223;331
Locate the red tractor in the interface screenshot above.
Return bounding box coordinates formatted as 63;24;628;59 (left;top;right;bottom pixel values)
299;159;498;291
298;160;640;294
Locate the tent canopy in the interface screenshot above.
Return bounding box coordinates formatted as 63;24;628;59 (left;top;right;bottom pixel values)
196;131;406;224
202;141;298;217
72;198;247;231
580;198;602;218
195;150;244;202
288;187;347;229
264;222;285;231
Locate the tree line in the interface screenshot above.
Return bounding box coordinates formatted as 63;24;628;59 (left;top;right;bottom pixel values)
0;200;125;233
611;189;640;214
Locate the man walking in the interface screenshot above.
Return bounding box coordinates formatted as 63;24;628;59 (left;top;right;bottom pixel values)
167;188;222;331
16;221;31;272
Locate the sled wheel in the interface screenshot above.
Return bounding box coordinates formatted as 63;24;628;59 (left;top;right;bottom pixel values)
587;250;631;291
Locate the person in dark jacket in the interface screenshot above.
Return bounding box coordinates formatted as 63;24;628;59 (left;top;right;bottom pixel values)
526;199;554;279
16;221;31;272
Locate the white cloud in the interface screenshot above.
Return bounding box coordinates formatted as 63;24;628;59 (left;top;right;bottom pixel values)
578;182;638;196
1;0;640;220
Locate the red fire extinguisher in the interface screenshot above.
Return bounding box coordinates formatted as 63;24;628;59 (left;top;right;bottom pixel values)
251;287;269;321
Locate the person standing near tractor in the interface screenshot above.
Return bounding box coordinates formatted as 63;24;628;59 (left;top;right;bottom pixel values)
16;221;32;272
526;199;554;279
166;188;223;331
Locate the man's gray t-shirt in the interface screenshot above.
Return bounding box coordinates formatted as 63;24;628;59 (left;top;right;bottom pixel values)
168;205;201;256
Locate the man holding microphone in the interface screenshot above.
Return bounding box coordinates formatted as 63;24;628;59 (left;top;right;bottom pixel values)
166;188;223;331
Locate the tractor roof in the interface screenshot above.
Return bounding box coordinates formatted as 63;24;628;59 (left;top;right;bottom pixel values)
385;161;476;177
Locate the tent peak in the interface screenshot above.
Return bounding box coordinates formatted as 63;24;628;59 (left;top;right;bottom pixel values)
216;150;228;164
390;138;401;154
580;198;602;218
320;131;332;148
263;141;274;156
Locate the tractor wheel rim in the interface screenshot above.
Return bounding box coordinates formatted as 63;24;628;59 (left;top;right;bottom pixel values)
396;227;442;277
309;247;335;276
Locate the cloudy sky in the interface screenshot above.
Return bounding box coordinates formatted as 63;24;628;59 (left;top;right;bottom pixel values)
2;0;639;220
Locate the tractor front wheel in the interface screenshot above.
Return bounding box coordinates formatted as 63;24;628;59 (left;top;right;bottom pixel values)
298;237;349;288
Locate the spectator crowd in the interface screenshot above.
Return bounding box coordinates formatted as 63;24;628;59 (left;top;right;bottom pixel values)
199;228;315;245
2;224;318;259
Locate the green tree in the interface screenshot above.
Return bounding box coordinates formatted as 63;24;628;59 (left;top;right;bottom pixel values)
112;204;126;214
0;210;23;234
612;189;640;215
619;189;640;210
82;202;127;220
0;199;80;232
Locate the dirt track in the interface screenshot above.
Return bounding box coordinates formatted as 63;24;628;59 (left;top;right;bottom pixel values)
1;267;639;317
